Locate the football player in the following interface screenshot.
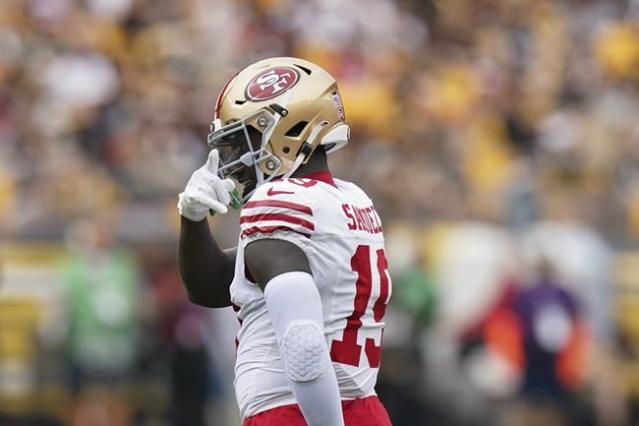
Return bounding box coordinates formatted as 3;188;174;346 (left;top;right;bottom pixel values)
177;57;392;426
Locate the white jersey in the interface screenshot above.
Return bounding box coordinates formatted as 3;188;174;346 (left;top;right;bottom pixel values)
229;173;392;419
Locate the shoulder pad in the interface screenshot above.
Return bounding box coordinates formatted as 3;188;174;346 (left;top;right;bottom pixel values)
240;179;317;240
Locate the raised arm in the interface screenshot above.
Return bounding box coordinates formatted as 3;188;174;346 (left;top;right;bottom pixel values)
177;150;237;308
178;218;236;307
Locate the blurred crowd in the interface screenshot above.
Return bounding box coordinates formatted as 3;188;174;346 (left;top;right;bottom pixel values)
1;0;639;424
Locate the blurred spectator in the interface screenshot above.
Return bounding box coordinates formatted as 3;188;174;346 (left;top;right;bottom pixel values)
60;217;140;425
61;217;140;392
512;260;591;426
145;249;212;426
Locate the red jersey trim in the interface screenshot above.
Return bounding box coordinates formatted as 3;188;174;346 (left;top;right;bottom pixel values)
240;213;315;231
271;171;337;187
241;225;311;239
303;171;336;187
243;200;313;215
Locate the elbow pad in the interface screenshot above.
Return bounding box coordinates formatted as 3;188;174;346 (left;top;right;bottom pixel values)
281;320;329;382
263;271;332;383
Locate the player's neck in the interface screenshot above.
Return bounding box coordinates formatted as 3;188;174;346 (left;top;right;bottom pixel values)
291;147;330;178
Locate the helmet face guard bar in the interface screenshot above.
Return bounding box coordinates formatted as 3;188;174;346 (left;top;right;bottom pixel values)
207;105;287;203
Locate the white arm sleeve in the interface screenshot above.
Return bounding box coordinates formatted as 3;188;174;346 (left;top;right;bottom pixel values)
263;271;344;426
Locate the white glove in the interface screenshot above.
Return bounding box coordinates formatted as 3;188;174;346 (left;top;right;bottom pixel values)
178;150;236;220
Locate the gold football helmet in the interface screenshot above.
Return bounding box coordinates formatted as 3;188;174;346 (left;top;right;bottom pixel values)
207;57;350;200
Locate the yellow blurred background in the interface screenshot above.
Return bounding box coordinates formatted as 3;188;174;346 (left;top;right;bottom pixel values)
1;0;639;425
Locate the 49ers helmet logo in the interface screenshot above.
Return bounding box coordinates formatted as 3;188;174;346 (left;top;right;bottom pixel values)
245;67;300;101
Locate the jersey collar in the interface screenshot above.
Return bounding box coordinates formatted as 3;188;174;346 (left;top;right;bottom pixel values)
301;171;336;187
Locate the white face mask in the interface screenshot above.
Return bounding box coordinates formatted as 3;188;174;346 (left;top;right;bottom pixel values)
207;106;285;203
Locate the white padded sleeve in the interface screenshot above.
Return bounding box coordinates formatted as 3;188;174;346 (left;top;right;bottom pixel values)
263;272;344;426
280;320;326;382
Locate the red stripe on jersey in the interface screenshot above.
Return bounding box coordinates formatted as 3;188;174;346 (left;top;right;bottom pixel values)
240;213;315;231
241;225;311;239
243;200;313;215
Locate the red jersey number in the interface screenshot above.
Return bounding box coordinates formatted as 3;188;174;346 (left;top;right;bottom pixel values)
330;245;390;368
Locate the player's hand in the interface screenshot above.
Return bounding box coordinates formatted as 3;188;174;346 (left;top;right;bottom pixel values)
178;149;236;220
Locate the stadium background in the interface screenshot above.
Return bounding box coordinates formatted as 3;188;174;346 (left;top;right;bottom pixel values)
1;0;639;424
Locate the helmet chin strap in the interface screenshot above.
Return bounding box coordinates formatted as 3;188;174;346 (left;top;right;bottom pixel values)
283;122;327;179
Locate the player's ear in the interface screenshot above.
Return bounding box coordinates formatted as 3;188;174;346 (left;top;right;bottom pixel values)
244;240;311;290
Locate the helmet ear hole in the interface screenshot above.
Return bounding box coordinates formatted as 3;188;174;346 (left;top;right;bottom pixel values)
283;146;290;154
285;121;308;137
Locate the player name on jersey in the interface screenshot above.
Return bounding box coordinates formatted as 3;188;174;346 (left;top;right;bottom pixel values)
342;203;383;234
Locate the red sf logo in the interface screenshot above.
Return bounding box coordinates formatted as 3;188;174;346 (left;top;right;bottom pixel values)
245;67;300;101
